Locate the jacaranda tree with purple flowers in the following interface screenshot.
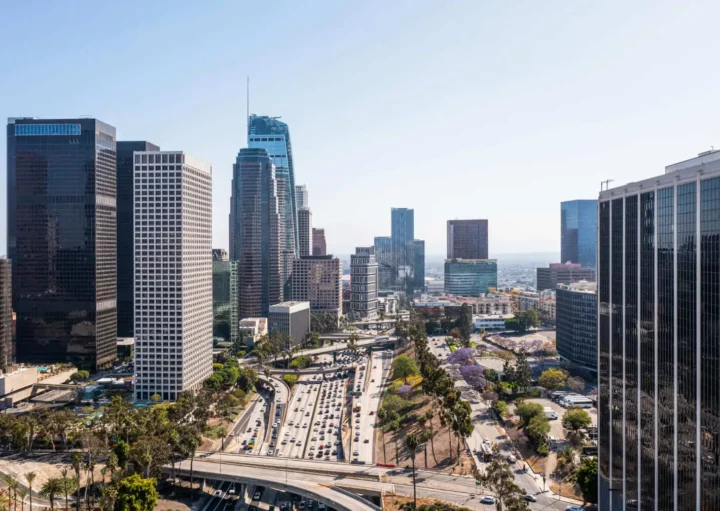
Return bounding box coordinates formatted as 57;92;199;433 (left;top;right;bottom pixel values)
447;348;476;366
459;364;486;390
397;384;413;399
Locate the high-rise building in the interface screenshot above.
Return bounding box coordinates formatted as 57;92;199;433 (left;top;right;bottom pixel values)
295;184;309;209
391;208;414;276
133;151;213;401
7;118;117;369
117;141;160;338
276;177;292;296
555;281;596;372
597;149;720;510
212;248;228;261
444;259;497;296
560;199;597;269
412;240;425;292
350;247;378;320
297;208;312;257
213;259;238;343
374;236;393;291
447;219;489;259
536;262;595;291
230;148;283;317
248;115;298;256
0;258;11;371
312;228;327;256
268;301;310;347
291;255;342;322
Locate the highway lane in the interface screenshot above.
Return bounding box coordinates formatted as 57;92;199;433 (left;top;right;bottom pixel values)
276;376;316;458
239;337;394;366
306;374;346;461
356;349;392;464
236;391;272;455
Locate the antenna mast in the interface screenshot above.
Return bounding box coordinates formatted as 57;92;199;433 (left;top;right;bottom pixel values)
246;76;250;142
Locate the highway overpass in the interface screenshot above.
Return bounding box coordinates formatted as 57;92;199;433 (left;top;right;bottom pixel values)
238;337;396;366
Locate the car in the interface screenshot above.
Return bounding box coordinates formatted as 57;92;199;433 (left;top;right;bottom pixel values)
369;411;374;415
353;450;359;456
507;454;517;463
268;449;275;456
480;496;496;504
253;488;264;500
364;438;369;443
521;494;537;502
565;507;584;511
213;490;223;497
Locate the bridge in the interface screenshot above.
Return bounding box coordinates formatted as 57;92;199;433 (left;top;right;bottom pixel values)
239;337;397;366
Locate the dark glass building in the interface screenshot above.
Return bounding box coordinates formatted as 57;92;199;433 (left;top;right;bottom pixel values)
447;219;489;259
598;150;720;510
7;118;117;370
391;207;414;275
0;258;11;371
536;262;595;291
561;199;597;269
555;281;596;372
412;239;425;291
116;141;159;338
374;236;393;291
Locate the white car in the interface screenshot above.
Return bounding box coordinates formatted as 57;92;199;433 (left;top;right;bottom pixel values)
480;496;495;504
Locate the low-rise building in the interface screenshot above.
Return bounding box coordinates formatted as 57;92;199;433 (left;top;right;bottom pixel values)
238;318;268;347
536;262;595;291
517;290;556;323
444;259;498;296
268;301;311;347
473;313;514;331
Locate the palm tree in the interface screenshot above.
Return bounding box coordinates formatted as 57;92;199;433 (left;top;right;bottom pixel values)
24;472;36;511
423;410;438;465
39;478;64;511
98;485;117;511
16;488;27;511
59;468;72;511
419;430;432;469
404;434;421;510
70;452;82;511
3;475;18;511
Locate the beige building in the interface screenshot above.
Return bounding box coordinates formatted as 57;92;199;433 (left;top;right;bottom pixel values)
291;256;342;322
238;318;268;346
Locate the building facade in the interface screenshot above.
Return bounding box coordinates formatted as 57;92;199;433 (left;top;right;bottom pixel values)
597;150;720;510
374;236;393;291
297;207;312;257
444;259;498;296
560;199;597;269
117;141;160;338
295;184;308;209
555;281;596;372
212;259;239;343
447;219;489;259
0;259;11;371
212;248;228;261
312;228;327;256
536;262;595;291
238;317;267;347
230;148;283;317
291;256;342;321
412;239;425;292
7;118;117;369
350;247;379;320
391;208;414;278
133;151;213;401
268;301;310;347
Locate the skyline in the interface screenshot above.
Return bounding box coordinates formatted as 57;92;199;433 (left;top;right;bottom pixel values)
3;1;720;256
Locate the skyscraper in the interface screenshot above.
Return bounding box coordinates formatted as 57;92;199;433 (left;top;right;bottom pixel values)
374;236;393;291
7;118;117;369
213;258;239;343
560;199;597;269
391;208;414;277
133;151;213;401
117;141;160;338
230;148;283;317
597;149;720;510
350;247;378;320
297;208;312;257
249;115;298;256
291;255;342;322
295;184;309;209
447;219;489;259
412;240;425;291
0;258;11;371
555;281;596;372
312;228;327;256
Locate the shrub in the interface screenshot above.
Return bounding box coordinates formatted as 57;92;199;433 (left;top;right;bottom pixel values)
397;384;413;398
392;355;419;381
494;400;508;417
283;374;298;387
536;443;549;456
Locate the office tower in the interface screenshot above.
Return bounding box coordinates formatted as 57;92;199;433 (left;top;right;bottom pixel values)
391;208;414;277
412;240;425;291
447;219;489;259
213;259;239;343
291;255;342;322
117;141;160;338
249;115;298;255
230;148;283;317
295;184;309;209
374;236;393;291
297;208;312;257
555;281;596;372
312;228;327;256
7;118;117;369
560;199;597;268
268;301;310;347
597;149;720;510
133;151;213;401
0;258;10;371
444;259;497;296
350;247;378;320
536;262;595;291
212;248;228;261
276;177;292;296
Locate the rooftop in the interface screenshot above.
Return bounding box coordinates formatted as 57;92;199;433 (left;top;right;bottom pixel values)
557;280;597;293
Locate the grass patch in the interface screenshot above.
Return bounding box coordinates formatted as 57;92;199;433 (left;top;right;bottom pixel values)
204;424;227;439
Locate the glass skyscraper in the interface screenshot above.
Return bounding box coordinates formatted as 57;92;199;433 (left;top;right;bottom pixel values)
444;259;497;296
561;199;597;269
598;150;720;510
7;118;117;369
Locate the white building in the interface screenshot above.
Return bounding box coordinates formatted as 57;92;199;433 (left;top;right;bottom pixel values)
350;246;378;320
133;151;213;401
473;313;514;331
238;317;268;347
295;184;309;209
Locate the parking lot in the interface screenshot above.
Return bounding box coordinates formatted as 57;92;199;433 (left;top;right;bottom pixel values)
513;397;597;442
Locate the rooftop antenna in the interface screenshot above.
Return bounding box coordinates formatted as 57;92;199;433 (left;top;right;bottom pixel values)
600;179;614;191
246;76;250;142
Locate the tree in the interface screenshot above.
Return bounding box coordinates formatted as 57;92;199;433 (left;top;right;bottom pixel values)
494;400;508;418
446;348;475;366
2;475;18;511
290;355;311;369
509;310;540;332
562;407;592;436
16;487;27;511
204;373;223;389
505;350;532;392
538;368;568;390
130;435;172;478
575;457;598;504
526;415;551;448
391;354;419;382
459;364;486;390
404;434;421;509
70;452;83;511
381;394;407;414
69;370;90;383
24;472;36;511
556;445;576;478
566;376;585;393
516;402;545;428
283;374;298;387
58;475;76;511
456;304;473;346
475;458;530;511
113;440;130;471
115;474;158;511
39;478;64;511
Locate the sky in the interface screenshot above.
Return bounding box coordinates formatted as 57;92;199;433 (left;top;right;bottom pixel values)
2;0;720;257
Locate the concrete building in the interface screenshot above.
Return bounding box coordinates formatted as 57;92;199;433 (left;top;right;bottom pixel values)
230;148;283;317
536;262;595;291
0;259;10;371
268;301;311;347
475;293;513;315
560;199;597;269
473;313;513;331
213;259;239;343
312;228;327;256
238;317;268;347
7;118;117;370
517;290;557;323
444;259;498;296
447;219;489;259
555;281;596;372
295;184;309;209
133;151;213;401
350;246;379;320
291;256;342;322
297;208;312;257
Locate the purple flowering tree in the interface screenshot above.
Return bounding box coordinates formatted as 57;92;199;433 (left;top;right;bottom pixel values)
447;348;476;366
397;384;413;399
460;364;487;390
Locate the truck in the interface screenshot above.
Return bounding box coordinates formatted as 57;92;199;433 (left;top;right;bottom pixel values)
543;407;559;420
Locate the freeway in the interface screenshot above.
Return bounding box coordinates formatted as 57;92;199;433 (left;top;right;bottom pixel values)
353;349;392;463
239;337;396;365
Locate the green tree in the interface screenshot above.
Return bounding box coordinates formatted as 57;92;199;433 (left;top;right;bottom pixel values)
283;374;298;387
475;458;530;511
526;415;551;448
381;394;407;414
236;367;258;392
515;402;545;428
58;474;76;511
566;376;586;393
204;373;223;389
70;452;83;511
130;435;172;478
562;407;592;437
391;354;419;382
538;368;568;390
69;370;90;383
456;303;473;346
575;457;598;504
404;434;421;509
113;440;130;471
510;350;533;391
290;355;311;369
115;474;158;511
39;478;64;511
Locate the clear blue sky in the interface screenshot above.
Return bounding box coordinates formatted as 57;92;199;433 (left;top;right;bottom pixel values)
2;0;720;257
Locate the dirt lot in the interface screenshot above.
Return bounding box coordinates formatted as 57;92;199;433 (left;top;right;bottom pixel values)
383;493;472;511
